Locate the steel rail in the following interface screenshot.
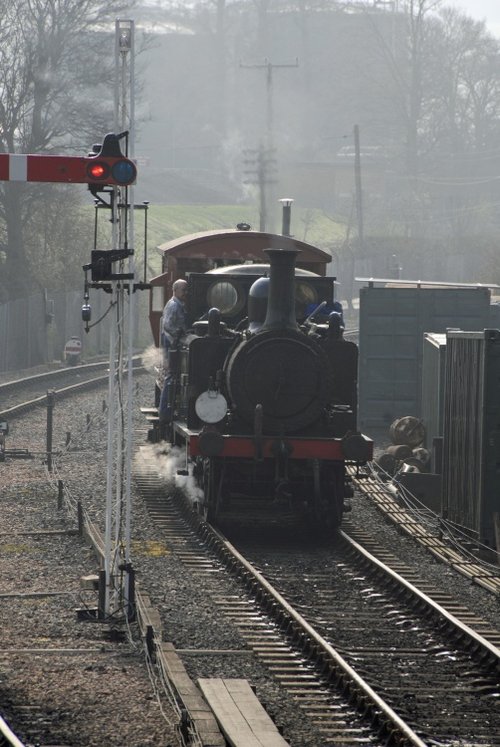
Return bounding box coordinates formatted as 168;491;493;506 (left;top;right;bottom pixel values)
0;375;110;419
0;356;142;394
351;467;500;596
0;714;27;747
0;361;104;389
0;365;145;420
197;521;428;747
340;529;500;664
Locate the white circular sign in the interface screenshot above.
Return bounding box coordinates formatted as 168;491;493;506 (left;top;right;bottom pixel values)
195;391;228;424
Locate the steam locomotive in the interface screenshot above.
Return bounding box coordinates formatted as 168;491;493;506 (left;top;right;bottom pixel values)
147;227;372;530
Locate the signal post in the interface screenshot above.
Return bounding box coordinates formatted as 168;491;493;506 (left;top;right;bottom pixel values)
0;20;140;625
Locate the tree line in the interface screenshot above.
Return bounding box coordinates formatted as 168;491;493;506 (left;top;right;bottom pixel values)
1;0;499;302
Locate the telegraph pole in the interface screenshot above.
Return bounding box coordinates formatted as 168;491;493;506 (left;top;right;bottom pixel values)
243;145;277;231
240;58;298;230
241;58;298;147
353;124;364;250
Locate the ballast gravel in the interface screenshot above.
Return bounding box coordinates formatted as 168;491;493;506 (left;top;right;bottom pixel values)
0;372;180;747
1;366;499;747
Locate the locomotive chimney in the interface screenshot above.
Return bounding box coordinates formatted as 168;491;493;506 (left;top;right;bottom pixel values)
279;198;294;237
261;247;299;331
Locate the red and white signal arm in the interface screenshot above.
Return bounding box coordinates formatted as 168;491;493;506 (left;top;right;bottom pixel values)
0;153;136;186
65;337;82;357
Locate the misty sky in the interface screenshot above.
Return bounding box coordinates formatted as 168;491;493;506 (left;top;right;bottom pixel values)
445;0;500;36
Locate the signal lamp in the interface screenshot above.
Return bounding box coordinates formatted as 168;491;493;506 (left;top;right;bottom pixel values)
82;304;92;322
111;159;136;185
86;161;110;181
86;157;136;186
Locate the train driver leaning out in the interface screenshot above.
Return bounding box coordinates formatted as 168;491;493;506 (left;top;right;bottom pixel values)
161;278;188;363
159;278;188;422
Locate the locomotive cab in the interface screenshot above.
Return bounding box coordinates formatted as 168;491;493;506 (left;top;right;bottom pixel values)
148;228;332;346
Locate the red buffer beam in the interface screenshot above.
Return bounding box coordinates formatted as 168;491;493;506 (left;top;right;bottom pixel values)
0;153;136;186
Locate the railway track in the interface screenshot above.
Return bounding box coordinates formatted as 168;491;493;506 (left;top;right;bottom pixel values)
236;521;500;744
0;359;144;420
350;465;500;597
0;714;24;747
3;367;499;746
134;451;500;746
0;362;111;418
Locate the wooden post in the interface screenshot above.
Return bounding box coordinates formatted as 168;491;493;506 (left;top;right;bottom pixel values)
57;480;64;509
46;390;56;472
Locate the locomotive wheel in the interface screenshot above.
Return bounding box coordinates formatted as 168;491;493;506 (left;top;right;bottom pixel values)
309;461;344;534
201;458;222;522
327;466;345;531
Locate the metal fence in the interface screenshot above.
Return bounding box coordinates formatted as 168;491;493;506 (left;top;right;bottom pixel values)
0;289;110;374
0;288;151;375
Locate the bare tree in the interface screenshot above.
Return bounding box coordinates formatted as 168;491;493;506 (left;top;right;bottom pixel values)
358;0;500;246
0;0;132;301
433;8;500;154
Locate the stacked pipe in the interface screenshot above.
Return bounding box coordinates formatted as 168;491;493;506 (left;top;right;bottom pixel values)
375;416;430;477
